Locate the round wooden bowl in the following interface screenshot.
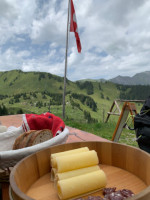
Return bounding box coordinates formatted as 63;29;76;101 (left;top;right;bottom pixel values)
10;141;150;200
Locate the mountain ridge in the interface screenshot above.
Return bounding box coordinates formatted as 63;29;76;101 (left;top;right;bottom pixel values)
109;71;150;85
78;71;150;85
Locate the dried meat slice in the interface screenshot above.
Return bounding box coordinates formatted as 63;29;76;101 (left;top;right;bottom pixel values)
120;189;134;198
103;188;134;200
103;187;116;195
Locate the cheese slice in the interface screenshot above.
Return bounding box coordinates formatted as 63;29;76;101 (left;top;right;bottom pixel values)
51;147;89;168
57;170;107;200
56;165;100;181
55;150;99;173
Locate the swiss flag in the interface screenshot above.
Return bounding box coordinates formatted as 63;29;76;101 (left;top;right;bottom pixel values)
70;0;82;53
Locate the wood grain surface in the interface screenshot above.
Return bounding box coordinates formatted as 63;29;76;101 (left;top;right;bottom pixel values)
26;164;147;200
10;141;150;200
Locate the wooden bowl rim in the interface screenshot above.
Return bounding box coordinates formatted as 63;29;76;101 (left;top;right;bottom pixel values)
10;141;150;200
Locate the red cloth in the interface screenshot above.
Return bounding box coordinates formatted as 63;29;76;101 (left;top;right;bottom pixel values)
70;0;81;53
22;112;65;137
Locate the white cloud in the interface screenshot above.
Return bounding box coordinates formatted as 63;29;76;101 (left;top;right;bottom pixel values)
30;0;67;45
0;0;36;45
0;0;150;81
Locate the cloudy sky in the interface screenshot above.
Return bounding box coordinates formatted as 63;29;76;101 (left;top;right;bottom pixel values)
0;0;150;81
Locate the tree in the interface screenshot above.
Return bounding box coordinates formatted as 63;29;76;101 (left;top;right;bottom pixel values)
9;99;14;104
36;101;43;108
59;86;63;90
38;73;46;81
101;93;104;99
76;81;94;95
106;96;110;100
33;92;37;98
14;98;20;103
84;111;92;123
71;93;97;112
42;94;47;99
23;93;27;100
83;110;98;123
0;104;8;116
17;108;23;114
99;83;102;90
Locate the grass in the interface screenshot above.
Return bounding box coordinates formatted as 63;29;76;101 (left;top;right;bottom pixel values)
64;117;138;147
0;94;140;148
0;70;142;148
119;129;138;147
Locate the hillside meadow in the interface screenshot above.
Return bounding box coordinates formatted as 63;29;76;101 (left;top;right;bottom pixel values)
0;70;148;147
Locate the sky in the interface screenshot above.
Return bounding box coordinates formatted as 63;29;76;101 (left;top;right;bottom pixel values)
0;0;150;81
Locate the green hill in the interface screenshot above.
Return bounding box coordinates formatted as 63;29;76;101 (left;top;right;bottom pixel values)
0;70;75;94
1;70;150;147
0;70;149;120
0;70;121;121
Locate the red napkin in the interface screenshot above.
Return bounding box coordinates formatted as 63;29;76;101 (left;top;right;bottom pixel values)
22;112;65;137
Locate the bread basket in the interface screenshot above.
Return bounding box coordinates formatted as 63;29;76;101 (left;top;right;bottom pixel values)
0;127;69;170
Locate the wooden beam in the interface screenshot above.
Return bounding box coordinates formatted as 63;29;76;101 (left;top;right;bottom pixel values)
105;101;115;123
111;102;137;142
107;112;120;116
114;100;121;114
116;99;145;103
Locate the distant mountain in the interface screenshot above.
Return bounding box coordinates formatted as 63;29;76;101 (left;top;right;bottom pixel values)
77;71;150;85
109;71;150;85
77;78;106;83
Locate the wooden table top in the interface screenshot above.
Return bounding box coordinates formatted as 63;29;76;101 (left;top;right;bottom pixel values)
0;114;108;143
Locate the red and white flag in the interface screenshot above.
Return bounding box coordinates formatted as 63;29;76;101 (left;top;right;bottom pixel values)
70;0;82;53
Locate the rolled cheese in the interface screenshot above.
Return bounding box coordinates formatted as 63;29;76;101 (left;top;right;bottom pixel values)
57;170;107;200
55;150;99;173
56;165;100;181
51;147;89;168
51;168;57;181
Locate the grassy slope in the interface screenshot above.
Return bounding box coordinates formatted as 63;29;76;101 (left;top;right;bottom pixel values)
0;71;61;94
0;70;142;147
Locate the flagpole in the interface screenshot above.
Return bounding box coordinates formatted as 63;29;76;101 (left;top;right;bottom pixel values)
62;0;70;119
